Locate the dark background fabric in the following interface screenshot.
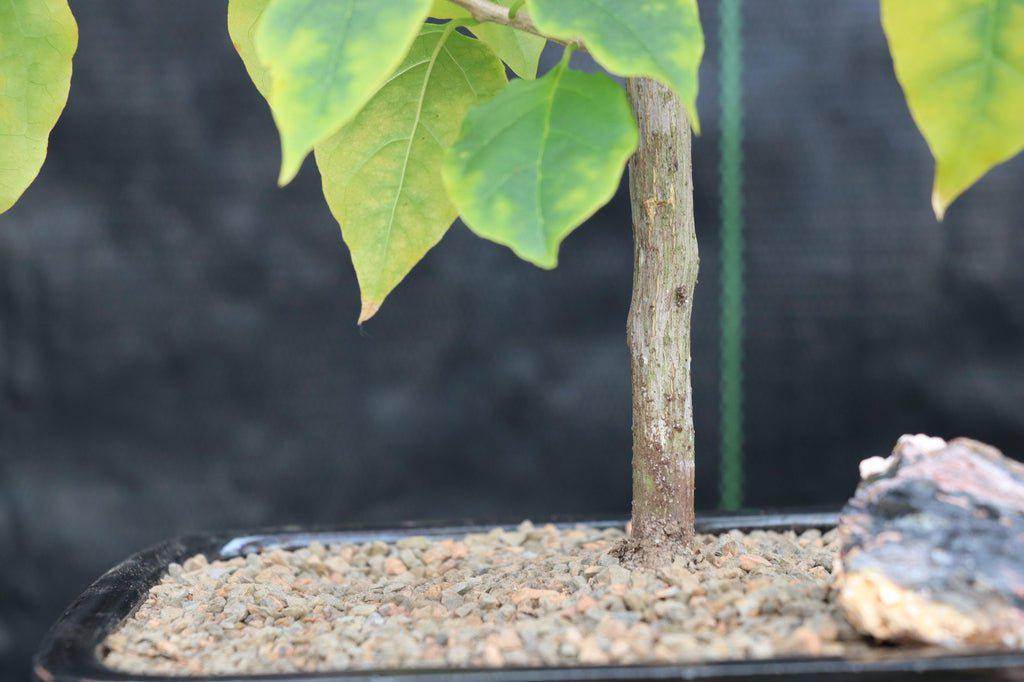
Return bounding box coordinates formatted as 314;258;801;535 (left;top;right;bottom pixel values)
2;1;1024;679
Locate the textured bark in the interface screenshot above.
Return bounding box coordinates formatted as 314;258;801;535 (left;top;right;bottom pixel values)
615;78;699;565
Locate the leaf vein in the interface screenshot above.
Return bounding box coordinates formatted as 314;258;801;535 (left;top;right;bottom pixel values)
533;62;568;241
379;26;455;268
442;44;478;97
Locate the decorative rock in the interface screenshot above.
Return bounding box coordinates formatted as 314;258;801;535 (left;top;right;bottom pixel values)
835;434;1024;649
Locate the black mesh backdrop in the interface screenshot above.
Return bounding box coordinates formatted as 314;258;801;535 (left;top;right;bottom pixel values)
2;2;1024;678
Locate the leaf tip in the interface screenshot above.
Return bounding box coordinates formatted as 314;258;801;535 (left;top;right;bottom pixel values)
531;250;559;270
277;159;301;187
276;135;308;186
358;299;382;325
931;188;948;222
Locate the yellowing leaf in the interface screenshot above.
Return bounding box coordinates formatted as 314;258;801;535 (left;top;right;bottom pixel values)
882;0;1024;219
0;0;77;214
431;0;545;78
526;0;703;131
227;0;272;100
315;24;506;322
443;59;638;268
255;0;432;185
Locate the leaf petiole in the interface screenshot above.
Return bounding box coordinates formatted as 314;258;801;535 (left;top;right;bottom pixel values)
557;43;575;69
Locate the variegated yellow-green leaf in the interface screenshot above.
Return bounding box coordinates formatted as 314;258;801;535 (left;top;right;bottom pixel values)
430;0;545;78
525;0;703;131
227;0;272;100
255;0;432;185
443;58;638;268
315;24;506;323
882;0;1024;219
0;0;77;214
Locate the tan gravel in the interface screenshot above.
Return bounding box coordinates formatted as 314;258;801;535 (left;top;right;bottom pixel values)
102;523;874;675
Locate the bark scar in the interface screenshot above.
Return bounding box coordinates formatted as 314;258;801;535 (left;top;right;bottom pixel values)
674;286;687;307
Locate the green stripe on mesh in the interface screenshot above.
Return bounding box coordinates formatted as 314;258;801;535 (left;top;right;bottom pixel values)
718;0;745;511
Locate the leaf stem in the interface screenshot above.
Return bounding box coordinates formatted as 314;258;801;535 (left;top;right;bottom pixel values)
445;0;584;49
558;43;575;69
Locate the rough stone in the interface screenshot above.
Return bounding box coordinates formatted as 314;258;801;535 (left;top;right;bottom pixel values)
835;434;1024;649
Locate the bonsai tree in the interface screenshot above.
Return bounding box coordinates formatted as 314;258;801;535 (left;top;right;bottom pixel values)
3;0;1023;565
229;0;706;564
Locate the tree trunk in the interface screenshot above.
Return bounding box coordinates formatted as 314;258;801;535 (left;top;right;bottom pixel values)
616;77;699;565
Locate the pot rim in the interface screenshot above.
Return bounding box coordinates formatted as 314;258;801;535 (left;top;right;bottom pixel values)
33;509;1024;682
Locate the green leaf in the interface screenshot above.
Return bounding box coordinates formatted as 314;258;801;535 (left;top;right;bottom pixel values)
882;0;1024;219
430;0;469;18
473;12;545;79
443;58;638;268
227;0;273;100
431;0;545;78
254;0;432;185
315;24;506;322
0;0;77;214
525;0;703;131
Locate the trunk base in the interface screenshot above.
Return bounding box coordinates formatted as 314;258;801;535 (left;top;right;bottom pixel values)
611;525;691;568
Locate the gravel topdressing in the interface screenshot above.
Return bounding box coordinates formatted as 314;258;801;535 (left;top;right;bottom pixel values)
102;523;875;675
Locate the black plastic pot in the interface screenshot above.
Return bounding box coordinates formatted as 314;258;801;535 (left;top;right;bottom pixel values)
34;511;1024;681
